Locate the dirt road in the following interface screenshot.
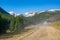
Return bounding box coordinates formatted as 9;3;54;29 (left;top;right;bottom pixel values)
16;26;60;40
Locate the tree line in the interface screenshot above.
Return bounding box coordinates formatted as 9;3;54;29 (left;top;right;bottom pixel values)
0;12;25;34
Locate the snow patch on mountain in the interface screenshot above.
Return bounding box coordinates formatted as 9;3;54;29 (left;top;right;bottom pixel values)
9;11;16;16
48;9;60;11
23;12;35;17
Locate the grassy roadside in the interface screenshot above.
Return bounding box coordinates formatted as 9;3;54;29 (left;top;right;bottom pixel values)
0;28;35;40
49;21;60;30
48;21;60;40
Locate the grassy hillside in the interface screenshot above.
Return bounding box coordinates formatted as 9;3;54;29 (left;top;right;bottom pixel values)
23;10;60;27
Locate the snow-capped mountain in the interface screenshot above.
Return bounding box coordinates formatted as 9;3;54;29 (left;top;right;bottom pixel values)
9;11;16;16
23;12;36;17
9;9;60;17
9;11;21;16
48;9;60;11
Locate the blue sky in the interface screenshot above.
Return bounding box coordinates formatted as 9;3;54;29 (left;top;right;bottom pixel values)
0;0;60;14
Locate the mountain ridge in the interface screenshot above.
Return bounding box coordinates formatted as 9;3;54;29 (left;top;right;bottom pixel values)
0;7;10;15
8;9;60;17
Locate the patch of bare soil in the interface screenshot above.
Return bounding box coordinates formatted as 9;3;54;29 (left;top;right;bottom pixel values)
17;26;60;40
